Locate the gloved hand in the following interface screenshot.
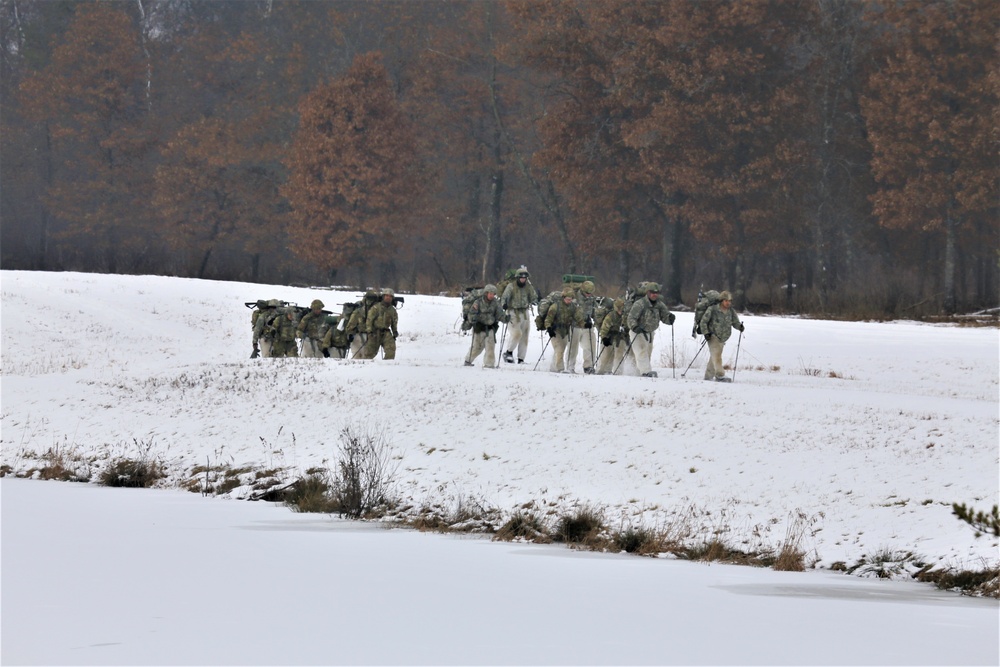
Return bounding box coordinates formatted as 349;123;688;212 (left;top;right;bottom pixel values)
502;313;511;323
601;337;612;347
490;323;499;332
584;317;593;329
668;313;676;326
546;327;556;337
632;326;643;334
704;333;712;340
461;320;472;331
348;334;355;342
737;323;745;332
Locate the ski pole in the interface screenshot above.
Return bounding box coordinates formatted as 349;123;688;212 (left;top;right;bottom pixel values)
612;332;638;376
533;332;553;371
732;329;743;383
671;323;675;379
496;322;507;368
681;338;708;378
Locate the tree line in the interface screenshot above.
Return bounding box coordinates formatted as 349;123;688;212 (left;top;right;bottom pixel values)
1;0;996;316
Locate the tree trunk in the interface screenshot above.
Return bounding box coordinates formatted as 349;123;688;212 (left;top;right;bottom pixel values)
943;210;957;314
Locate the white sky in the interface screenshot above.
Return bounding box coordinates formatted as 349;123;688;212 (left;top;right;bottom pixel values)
1;270;998;665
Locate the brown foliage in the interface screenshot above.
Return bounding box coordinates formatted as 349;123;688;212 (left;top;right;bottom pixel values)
282;52;420;275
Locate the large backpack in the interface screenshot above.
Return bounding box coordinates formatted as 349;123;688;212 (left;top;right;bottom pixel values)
461;286;485;330
494;268;519;303
693;289;722;336
534;290;563;331
592;295;615;331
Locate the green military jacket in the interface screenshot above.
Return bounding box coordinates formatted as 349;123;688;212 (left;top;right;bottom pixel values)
544;299;585;334
627;296;673;334
366;301;399;337
699;304;742;343
500;280;539;311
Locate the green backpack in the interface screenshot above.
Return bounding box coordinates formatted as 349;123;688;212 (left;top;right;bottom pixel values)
461;287;485;330
693;290;722;336
534;290;565;331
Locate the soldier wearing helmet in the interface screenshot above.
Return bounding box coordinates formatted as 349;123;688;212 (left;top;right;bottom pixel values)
699;290;744;382
296;299;328;358
464;284;509;368
359;288;400;360
596;297;628;375
345;290;380;358
499;266;539;364
542;288;585;373
626;281;676;377
569;279;599;374
251;298;283;358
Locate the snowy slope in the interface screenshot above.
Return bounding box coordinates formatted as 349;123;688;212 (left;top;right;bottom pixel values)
1;270;997;572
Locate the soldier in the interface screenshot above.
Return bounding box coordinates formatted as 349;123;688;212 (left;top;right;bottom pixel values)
296;299;327;358
360;288;399;360
499;266;538;364
465;284;508;368
596;298;628;375
543;287;585;373
626;282;675;378
252;299;282;358
569;280;598;374
269;307;300;357
699;290;744;382
346;290;379;358
321;315;350;359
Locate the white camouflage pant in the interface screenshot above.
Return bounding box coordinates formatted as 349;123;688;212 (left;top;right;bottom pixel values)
595;338;627;375
505;309;532;361
466;328;497;368
704;336;726;379
569;325;597;372
631;330;656;375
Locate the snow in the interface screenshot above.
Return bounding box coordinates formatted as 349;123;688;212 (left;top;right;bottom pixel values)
1;270;998;665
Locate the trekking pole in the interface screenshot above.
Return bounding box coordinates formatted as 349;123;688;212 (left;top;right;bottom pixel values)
671;324;676;379
496;322;507;368
612;332;638;376
532;333;553;371
732;329;743;383
680;338;708;378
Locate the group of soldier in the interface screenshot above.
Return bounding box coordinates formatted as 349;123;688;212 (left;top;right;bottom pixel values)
248;265;745;381
250;287;400;361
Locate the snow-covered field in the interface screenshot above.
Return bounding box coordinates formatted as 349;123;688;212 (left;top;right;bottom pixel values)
1;270;997;572
2;270;998;665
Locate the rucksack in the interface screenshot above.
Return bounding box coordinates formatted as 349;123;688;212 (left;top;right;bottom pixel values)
693;289;722;336
461;286;485;330
592;296;615;331
494;268;518;303
534;290;563;331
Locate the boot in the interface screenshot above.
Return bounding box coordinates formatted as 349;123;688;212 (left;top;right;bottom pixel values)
584;367;595;375
517;358;525;364
642;371;657;378
715;376;732;382
464;361;474;367
503;350;514;363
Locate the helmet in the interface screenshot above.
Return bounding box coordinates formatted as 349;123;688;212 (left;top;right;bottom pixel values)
364;290;379;302
381;288;394;297
324;315;339;325
310;299;324;309
613;298;625;310
484;284;497;294
720;290;733;301
255;299;267;308
646;282;662;294
516;266;529;278
266;299;282;308
561;287;575;298
581;280;595;294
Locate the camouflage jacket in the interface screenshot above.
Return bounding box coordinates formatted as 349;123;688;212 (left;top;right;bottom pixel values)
345;303;368;335
627;296;673;334
574;289;597;319
544;299;585;333
272;308;299;342
599;307;625;341
470;295;506;328
297;310;326;340
366;302;399;337
252;307;277;342
699;304;742;343
500;281;538;311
